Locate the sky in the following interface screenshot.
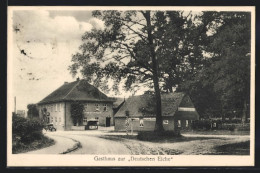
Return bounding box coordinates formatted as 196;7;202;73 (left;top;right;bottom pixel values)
10;9;138;112
8;7;255;114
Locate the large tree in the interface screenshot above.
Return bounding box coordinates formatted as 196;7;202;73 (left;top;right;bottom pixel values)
69;10;204;132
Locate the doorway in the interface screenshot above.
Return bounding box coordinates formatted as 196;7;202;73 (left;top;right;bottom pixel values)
106;117;111;127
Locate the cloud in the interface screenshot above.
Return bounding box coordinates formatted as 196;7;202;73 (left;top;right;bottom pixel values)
13;10;93;42
88;18;104;30
11;9;117;111
48;10;93;22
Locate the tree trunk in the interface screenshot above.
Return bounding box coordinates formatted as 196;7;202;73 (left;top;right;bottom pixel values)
152;75;164;132
168;85;173;93
143;11;164;132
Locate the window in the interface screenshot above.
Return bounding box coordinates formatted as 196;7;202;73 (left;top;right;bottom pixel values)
83;117;88;125
55;104;58;112
55;117;57;125
95;117;99;125
84;104;88;112
103;104;107;111
163;120;169;124
60;103;62;111
178;120;181;127
95;104;99;111
59;117;61;125
58;103;60;112
50;105;53;112
50;116;53;123
140;119;144;127
186;120;189;127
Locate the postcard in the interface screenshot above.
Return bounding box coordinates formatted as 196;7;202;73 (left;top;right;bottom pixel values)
7;6;255;167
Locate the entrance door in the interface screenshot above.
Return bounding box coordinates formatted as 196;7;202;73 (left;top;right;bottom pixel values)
106;117;111;127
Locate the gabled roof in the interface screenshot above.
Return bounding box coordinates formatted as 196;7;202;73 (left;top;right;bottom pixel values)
38;79;114;104
114;92;187;117
112;97;125;108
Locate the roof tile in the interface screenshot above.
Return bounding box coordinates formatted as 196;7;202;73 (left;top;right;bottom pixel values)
38;80;114;104
114;92;186;117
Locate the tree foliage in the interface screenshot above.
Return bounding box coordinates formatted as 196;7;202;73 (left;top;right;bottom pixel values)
69;10;251;129
27;104;39;119
69;10;209;132
70;102;84;126
178;12;251;121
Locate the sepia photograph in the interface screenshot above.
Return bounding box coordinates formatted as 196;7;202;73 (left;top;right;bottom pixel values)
7;6;255;167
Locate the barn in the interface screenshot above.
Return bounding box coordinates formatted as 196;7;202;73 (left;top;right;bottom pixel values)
114;92;199;132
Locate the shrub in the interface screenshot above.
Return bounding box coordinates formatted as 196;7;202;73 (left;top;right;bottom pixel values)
12;114;44;144
191;120;212;130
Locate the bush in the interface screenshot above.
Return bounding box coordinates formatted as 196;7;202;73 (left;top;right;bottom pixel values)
191;120;212;130
12;115;56;153
12;114;44;144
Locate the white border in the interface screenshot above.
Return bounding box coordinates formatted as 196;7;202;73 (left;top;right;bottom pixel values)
7;6;255;167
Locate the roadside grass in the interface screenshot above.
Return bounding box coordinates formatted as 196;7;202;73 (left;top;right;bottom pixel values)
212;141;250;155
182;130;250;136
99;134;185;155
100;133;222;143
12;136;55;154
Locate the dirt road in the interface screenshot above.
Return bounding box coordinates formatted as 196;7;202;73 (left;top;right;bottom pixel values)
45;130;249;155
65;134;131;154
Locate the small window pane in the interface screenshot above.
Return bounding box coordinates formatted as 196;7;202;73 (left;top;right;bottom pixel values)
103;104;107;111
95;104;99;111
178;120;181;127
186;120;189;127
83;118;88;125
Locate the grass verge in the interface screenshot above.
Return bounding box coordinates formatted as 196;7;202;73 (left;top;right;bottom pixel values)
213;141;250;155
101;133;221;143
12;136;55;154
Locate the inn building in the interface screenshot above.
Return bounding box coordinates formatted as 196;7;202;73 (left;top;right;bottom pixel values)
37;78;115;130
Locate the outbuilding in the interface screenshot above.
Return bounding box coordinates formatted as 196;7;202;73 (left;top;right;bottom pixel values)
114;92;199;132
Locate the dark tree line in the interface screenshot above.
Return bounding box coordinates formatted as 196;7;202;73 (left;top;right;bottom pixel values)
178;12;251;122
